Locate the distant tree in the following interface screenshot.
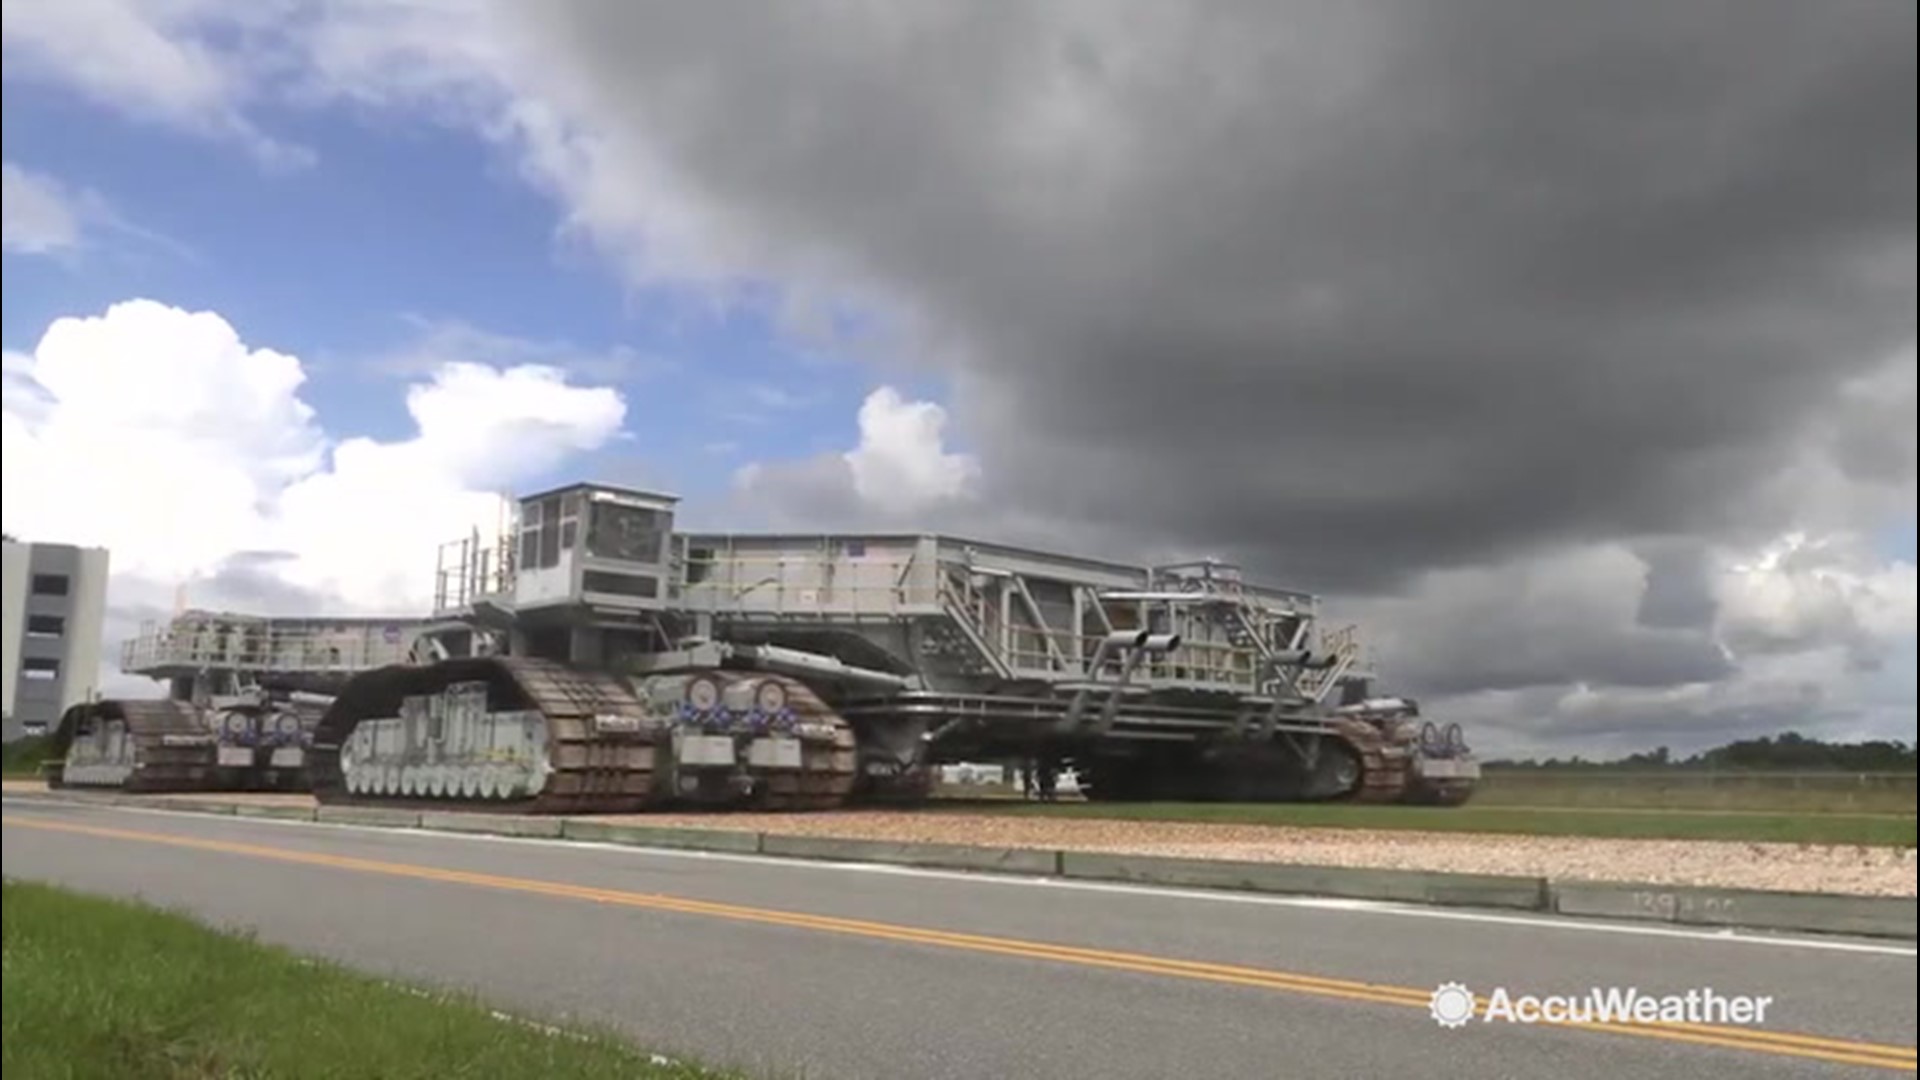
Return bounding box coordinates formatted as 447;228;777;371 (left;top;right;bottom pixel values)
1483;734;1915;771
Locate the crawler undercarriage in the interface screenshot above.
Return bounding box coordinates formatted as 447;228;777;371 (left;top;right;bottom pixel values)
46;689;326;793
46;611;428;794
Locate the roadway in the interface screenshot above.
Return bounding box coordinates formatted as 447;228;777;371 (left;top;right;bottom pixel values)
3;797;1914;1079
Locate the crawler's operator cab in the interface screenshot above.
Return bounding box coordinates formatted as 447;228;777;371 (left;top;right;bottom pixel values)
512;484;677;613
444;483;688;664
503;483;679;626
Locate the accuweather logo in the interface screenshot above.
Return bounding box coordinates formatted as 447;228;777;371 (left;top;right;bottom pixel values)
1428;982;1776;1028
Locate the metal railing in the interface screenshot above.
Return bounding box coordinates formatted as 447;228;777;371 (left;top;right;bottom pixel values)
1294;625;1361;702
671;549;1370;695
120;619;423;676
426;542;1374;698
434;529;516;615
679;552;941;615
932;557;1363;695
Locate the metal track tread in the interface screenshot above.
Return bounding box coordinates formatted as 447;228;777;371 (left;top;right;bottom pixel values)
47;700;279;794
706;671;858;811
308;657;653;814
307;657;858;814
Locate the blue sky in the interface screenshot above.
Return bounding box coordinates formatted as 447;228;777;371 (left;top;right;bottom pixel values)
1883;520;1918;563
0;3;1910;753
1;78;889;509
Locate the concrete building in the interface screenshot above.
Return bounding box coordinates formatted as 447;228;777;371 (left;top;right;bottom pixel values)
2;537;110;741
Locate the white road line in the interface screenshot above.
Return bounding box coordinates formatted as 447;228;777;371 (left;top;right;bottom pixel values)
6;796;1914;958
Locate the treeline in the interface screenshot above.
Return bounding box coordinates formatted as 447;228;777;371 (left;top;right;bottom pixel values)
1488;732;1917;772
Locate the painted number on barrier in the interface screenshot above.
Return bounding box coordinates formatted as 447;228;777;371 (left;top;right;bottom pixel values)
1631;891;1738;921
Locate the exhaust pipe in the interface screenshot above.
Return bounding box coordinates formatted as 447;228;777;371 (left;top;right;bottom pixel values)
1140;633;1182;653
731;643;916;689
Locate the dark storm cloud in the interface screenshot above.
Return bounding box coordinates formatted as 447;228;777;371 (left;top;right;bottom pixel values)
1338;546;1739;697
101;554;327;642
193;551;334;615
1634;540;1721;631
517;0;1915;593
95;552;334;697
1475;687;1835;757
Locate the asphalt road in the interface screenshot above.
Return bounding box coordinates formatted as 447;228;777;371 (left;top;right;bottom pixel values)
3;797;1915;1080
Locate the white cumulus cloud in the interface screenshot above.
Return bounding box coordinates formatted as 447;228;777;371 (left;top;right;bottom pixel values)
1;298;627;691
0;0;313;167
728;385;981;528
844;387;979;513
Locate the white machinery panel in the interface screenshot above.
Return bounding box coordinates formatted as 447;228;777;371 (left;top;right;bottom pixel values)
161;733;215;747
1417;759;1480;780
217;746;254;768
678;734;736;767
592;713;644;734
269;747;305;769
747;736;803;770
64;764;136;786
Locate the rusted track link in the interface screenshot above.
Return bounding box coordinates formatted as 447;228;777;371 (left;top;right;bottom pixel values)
49;700;235;793
308;657;654;814
308;657;856;814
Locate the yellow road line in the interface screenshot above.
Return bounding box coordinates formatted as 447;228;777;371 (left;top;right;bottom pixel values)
5;813;1914;1072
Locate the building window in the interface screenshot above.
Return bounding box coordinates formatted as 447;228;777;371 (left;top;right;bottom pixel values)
582;570;660;599
21;657;60;680
31;573;69;597
538;495;562;569
25;614;65;638
517;496;568;572
587;502;666;564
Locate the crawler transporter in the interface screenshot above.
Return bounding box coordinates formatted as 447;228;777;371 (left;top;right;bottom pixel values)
306;482;1480;813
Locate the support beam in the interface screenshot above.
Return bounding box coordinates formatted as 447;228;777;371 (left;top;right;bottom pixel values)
1011;574;1070;672
1057;631;1181;735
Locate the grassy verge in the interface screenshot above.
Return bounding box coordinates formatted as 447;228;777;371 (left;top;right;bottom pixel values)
1463;773;1917;815
940;773;1917;815
2;734;53;778
1;878;740;1080
946;800;1917;846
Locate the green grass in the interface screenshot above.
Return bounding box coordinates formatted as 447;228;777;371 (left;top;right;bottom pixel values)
0;879;743;1080
1466;770;1918;815
943;770;1917;815
937;766;1916;845
947;799;1917;846
3;735;53;777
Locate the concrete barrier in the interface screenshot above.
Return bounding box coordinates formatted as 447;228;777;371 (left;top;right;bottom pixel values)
232;804;318;822
1060;851;1550;911
759;834;1062;875
315;805;422;829
1551;881;1918;940
19;788;112;806
560;819;763;854
421;811;565;839
117;796;237;816
49;790;123;806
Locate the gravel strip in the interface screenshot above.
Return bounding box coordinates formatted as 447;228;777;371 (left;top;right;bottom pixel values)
607;811;1919;897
